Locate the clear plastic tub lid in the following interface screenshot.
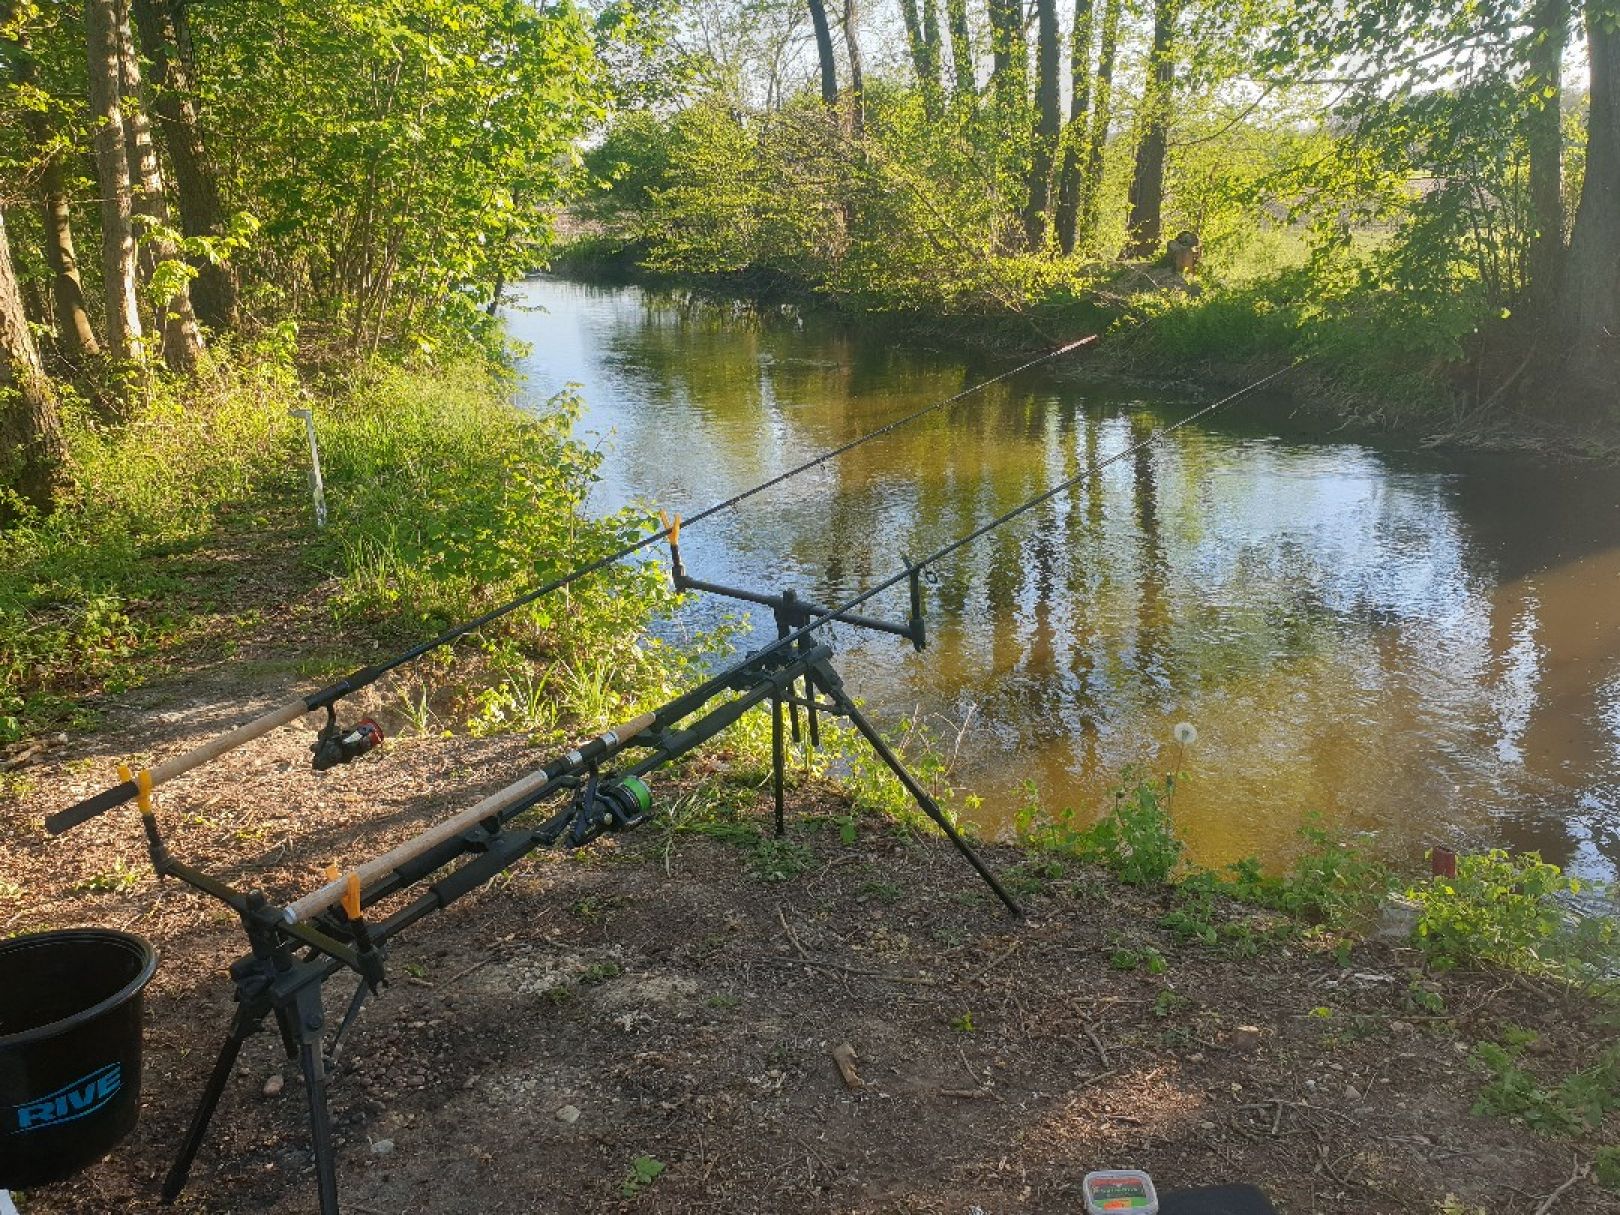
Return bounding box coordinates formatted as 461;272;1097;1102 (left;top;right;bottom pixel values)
1082;1169;1159;1214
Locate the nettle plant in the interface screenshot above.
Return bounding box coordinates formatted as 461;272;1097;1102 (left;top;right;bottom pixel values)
1409;849;1617;984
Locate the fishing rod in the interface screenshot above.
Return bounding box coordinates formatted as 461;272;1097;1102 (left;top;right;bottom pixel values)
243;356;1302;985
47;333;1096;836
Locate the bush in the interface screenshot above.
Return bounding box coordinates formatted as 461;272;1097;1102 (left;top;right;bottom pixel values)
1409;849;1616;983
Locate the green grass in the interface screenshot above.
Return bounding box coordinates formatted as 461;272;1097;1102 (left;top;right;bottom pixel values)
0;344;680;744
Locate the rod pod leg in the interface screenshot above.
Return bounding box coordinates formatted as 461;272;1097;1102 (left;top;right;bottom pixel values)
829;687;1023;918
292;982;343;1215
162;1004;263;1202
771;692;786;837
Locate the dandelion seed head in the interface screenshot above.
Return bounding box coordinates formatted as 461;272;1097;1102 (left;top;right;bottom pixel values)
1173;722;1198;745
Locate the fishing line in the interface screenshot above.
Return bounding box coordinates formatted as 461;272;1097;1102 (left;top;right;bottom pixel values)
661;358;1308;713
49;332;1095;832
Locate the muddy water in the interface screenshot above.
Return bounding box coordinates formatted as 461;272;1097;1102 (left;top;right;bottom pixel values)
505;276;1620;881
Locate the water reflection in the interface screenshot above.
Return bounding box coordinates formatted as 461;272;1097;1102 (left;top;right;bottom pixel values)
506;277;1620;881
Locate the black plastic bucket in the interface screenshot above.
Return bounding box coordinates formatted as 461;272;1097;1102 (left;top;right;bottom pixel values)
0;929;157;1189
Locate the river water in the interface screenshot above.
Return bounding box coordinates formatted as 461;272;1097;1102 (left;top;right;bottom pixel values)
505;276;1620;882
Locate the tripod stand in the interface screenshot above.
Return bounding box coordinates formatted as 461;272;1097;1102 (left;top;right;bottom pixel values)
146;591;1017;1214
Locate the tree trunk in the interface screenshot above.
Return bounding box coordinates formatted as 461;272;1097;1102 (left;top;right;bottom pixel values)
1552;0;1620;412
842;0;866;136
807;0;839;108
2;8;102;362
945;0;973;98
922;0;941;99
900;0;941;114
84;0;144;364
1076;0;1120;246
0;211;68;517
131;0;236;330
115;0;204;373
1124;0;1177;258
1053;0;1095;254
1022;0;1062;248
986;0;1026;114
1523;0;1567;311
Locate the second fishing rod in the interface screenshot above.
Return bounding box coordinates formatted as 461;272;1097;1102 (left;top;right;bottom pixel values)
48;335;1097;834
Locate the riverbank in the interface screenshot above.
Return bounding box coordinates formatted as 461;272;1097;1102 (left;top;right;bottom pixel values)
4;666;1619;1212
548;243;1620;458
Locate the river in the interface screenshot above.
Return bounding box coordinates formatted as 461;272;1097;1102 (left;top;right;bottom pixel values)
504;275;1620;882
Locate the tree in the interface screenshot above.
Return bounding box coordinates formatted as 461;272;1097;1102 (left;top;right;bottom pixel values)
841;0;865;135
1076;0;1121;246
1052;0;1094;254
1554;0;1619;407
185;0;606;353
84;0;143;364
1023;0;1062;247
0;209;67;514
116;0;204;373
945;0;973;98
899;0;942;115
807;0;839;107
2;2;100;363
986;0;1026;114
1522;0;1568;308
130;0;235;330
1125;0;1179;256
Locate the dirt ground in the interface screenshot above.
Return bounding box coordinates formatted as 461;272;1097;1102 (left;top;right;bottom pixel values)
4;659;1618;1215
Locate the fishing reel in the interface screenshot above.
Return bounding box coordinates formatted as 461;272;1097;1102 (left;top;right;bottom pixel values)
311;707;385;772
562;771;653;847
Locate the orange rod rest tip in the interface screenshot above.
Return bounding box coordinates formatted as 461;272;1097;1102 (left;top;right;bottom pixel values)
342;872;361;921
118;763;155;814
670;514;681;546
324;861;340;883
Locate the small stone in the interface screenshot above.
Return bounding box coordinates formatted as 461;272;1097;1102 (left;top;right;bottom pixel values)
1389;1020;1415;1036
1198;1120;1217;1131
370;1139;395;1156
1231;1025;1263;1052
1375;896;1422;942
262;1074;284;1098
1344;1085;1362;1102
556;1104;581;1125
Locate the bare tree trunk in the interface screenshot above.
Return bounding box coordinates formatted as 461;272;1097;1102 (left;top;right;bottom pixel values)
115;0;204;373
1523;0;1567;312
85;0;145;364
1053;0;1094;254
1023;0;1062;248
2;8;102;362
842;0;866;136
1076;0;1120;246
131;0;236;330
1124;0;1177;257
945;0;973;98
1552;0;1620;412
0;211;68;516
807;0;839;108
